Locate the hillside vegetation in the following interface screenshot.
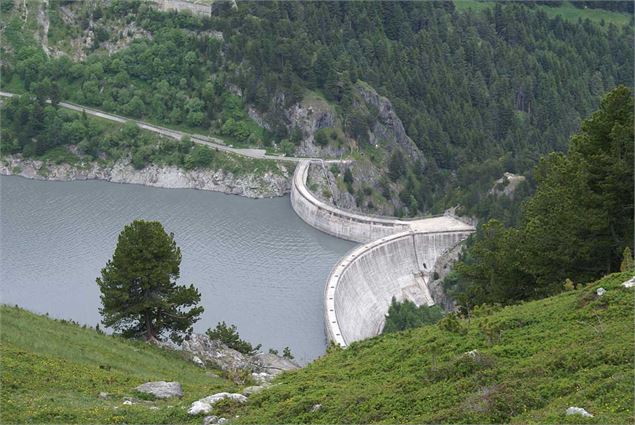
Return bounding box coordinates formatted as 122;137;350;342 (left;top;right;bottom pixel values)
3;273;632;424
448;86;634;311
235;273;635;424
1;0;632;219
0;306;238;424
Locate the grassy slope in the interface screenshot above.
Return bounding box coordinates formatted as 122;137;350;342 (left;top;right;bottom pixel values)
0;306;238;424
236;272;635;424
454;1;632;27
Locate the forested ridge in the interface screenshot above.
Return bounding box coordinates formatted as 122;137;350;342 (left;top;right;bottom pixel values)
447;86;634;310
1;0;632;219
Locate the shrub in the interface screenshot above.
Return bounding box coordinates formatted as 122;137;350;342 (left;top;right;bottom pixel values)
383;297;444;334
185;144;214;169
438;313;468;335
315;130;328;147
282;346;294;360
206;322;261;355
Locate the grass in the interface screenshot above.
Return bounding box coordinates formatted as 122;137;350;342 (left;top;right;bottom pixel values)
2;273;633;423
235;272;635;424
453;1;632;27
537;1;633;27
0;306;238;424
454;0;497;14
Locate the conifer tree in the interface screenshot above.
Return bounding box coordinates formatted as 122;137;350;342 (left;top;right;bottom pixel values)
97;220;203;343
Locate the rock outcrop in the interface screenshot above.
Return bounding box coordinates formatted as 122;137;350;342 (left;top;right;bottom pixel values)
427;242;465;311
286;98;346;158
353;82;423;162
135;381;183;399
252;353;300;377
489;172;526;199
188;393;247;415
0;156;291;199
181;334;253;372
180;334;300;381
203;415;228;425
566;407;593;417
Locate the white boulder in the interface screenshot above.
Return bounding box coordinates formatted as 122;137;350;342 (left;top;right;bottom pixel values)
135;381;183;399
188;392;247;415
566;406;593;417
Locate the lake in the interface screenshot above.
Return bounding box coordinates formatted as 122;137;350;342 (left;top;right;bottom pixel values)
0;175;354;363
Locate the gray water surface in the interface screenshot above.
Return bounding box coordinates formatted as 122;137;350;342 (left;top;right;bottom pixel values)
0;175;354;363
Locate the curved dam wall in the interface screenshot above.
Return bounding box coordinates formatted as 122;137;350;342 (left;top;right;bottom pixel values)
290;161;412;243
290;160;475;346
324;229;473;346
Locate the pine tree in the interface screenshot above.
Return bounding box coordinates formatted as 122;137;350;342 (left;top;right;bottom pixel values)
97;220;204;343
620;247;634;272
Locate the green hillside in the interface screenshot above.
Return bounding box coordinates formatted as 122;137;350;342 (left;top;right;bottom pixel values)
235;272;635;424
1;274;633;424
0;307;237;424
2;0;632;219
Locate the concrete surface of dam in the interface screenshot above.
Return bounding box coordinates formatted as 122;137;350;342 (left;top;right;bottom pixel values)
291;161;413;243
290;160;475;346
324;229;474;346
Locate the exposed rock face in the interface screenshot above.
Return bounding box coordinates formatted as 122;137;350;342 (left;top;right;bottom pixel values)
307;162;356;211
428;242;465;311
135;381;183;399
0;156;291;199
307;161;400;216
188;393;247;415
354;82;423;162
252;353;300;377
156;0;212;18
181;334;252;372
247;107;272;131
489;172;526;198
180;334;300;380
286;99;347;158
50;3;152;61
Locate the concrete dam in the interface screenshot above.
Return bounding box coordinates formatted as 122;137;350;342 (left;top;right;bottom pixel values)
290;160;475;346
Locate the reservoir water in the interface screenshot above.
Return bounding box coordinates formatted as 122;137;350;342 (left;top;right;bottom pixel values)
0;175;354;363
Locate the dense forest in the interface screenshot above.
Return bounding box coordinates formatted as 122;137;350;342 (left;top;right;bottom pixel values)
446;86;634;311
1;0;632;220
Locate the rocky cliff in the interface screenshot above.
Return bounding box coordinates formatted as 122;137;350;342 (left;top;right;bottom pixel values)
353;81;423;162
0;156;291;198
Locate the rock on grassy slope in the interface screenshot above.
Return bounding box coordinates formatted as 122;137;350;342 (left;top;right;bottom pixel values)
234;272;635;424
0;306;240;424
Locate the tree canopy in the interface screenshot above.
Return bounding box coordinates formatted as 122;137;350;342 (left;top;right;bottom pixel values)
97;220;204;343
450;86;634;310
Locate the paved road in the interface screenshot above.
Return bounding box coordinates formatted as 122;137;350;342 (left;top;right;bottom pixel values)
0;91;345;164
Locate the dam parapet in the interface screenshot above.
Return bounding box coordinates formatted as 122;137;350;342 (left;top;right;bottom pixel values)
290;160;475;346
291;161;472;243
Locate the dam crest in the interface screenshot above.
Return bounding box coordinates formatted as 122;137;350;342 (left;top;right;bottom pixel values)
290;160;475;346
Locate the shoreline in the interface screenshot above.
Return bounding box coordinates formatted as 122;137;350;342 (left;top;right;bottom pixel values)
0;156;292;199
